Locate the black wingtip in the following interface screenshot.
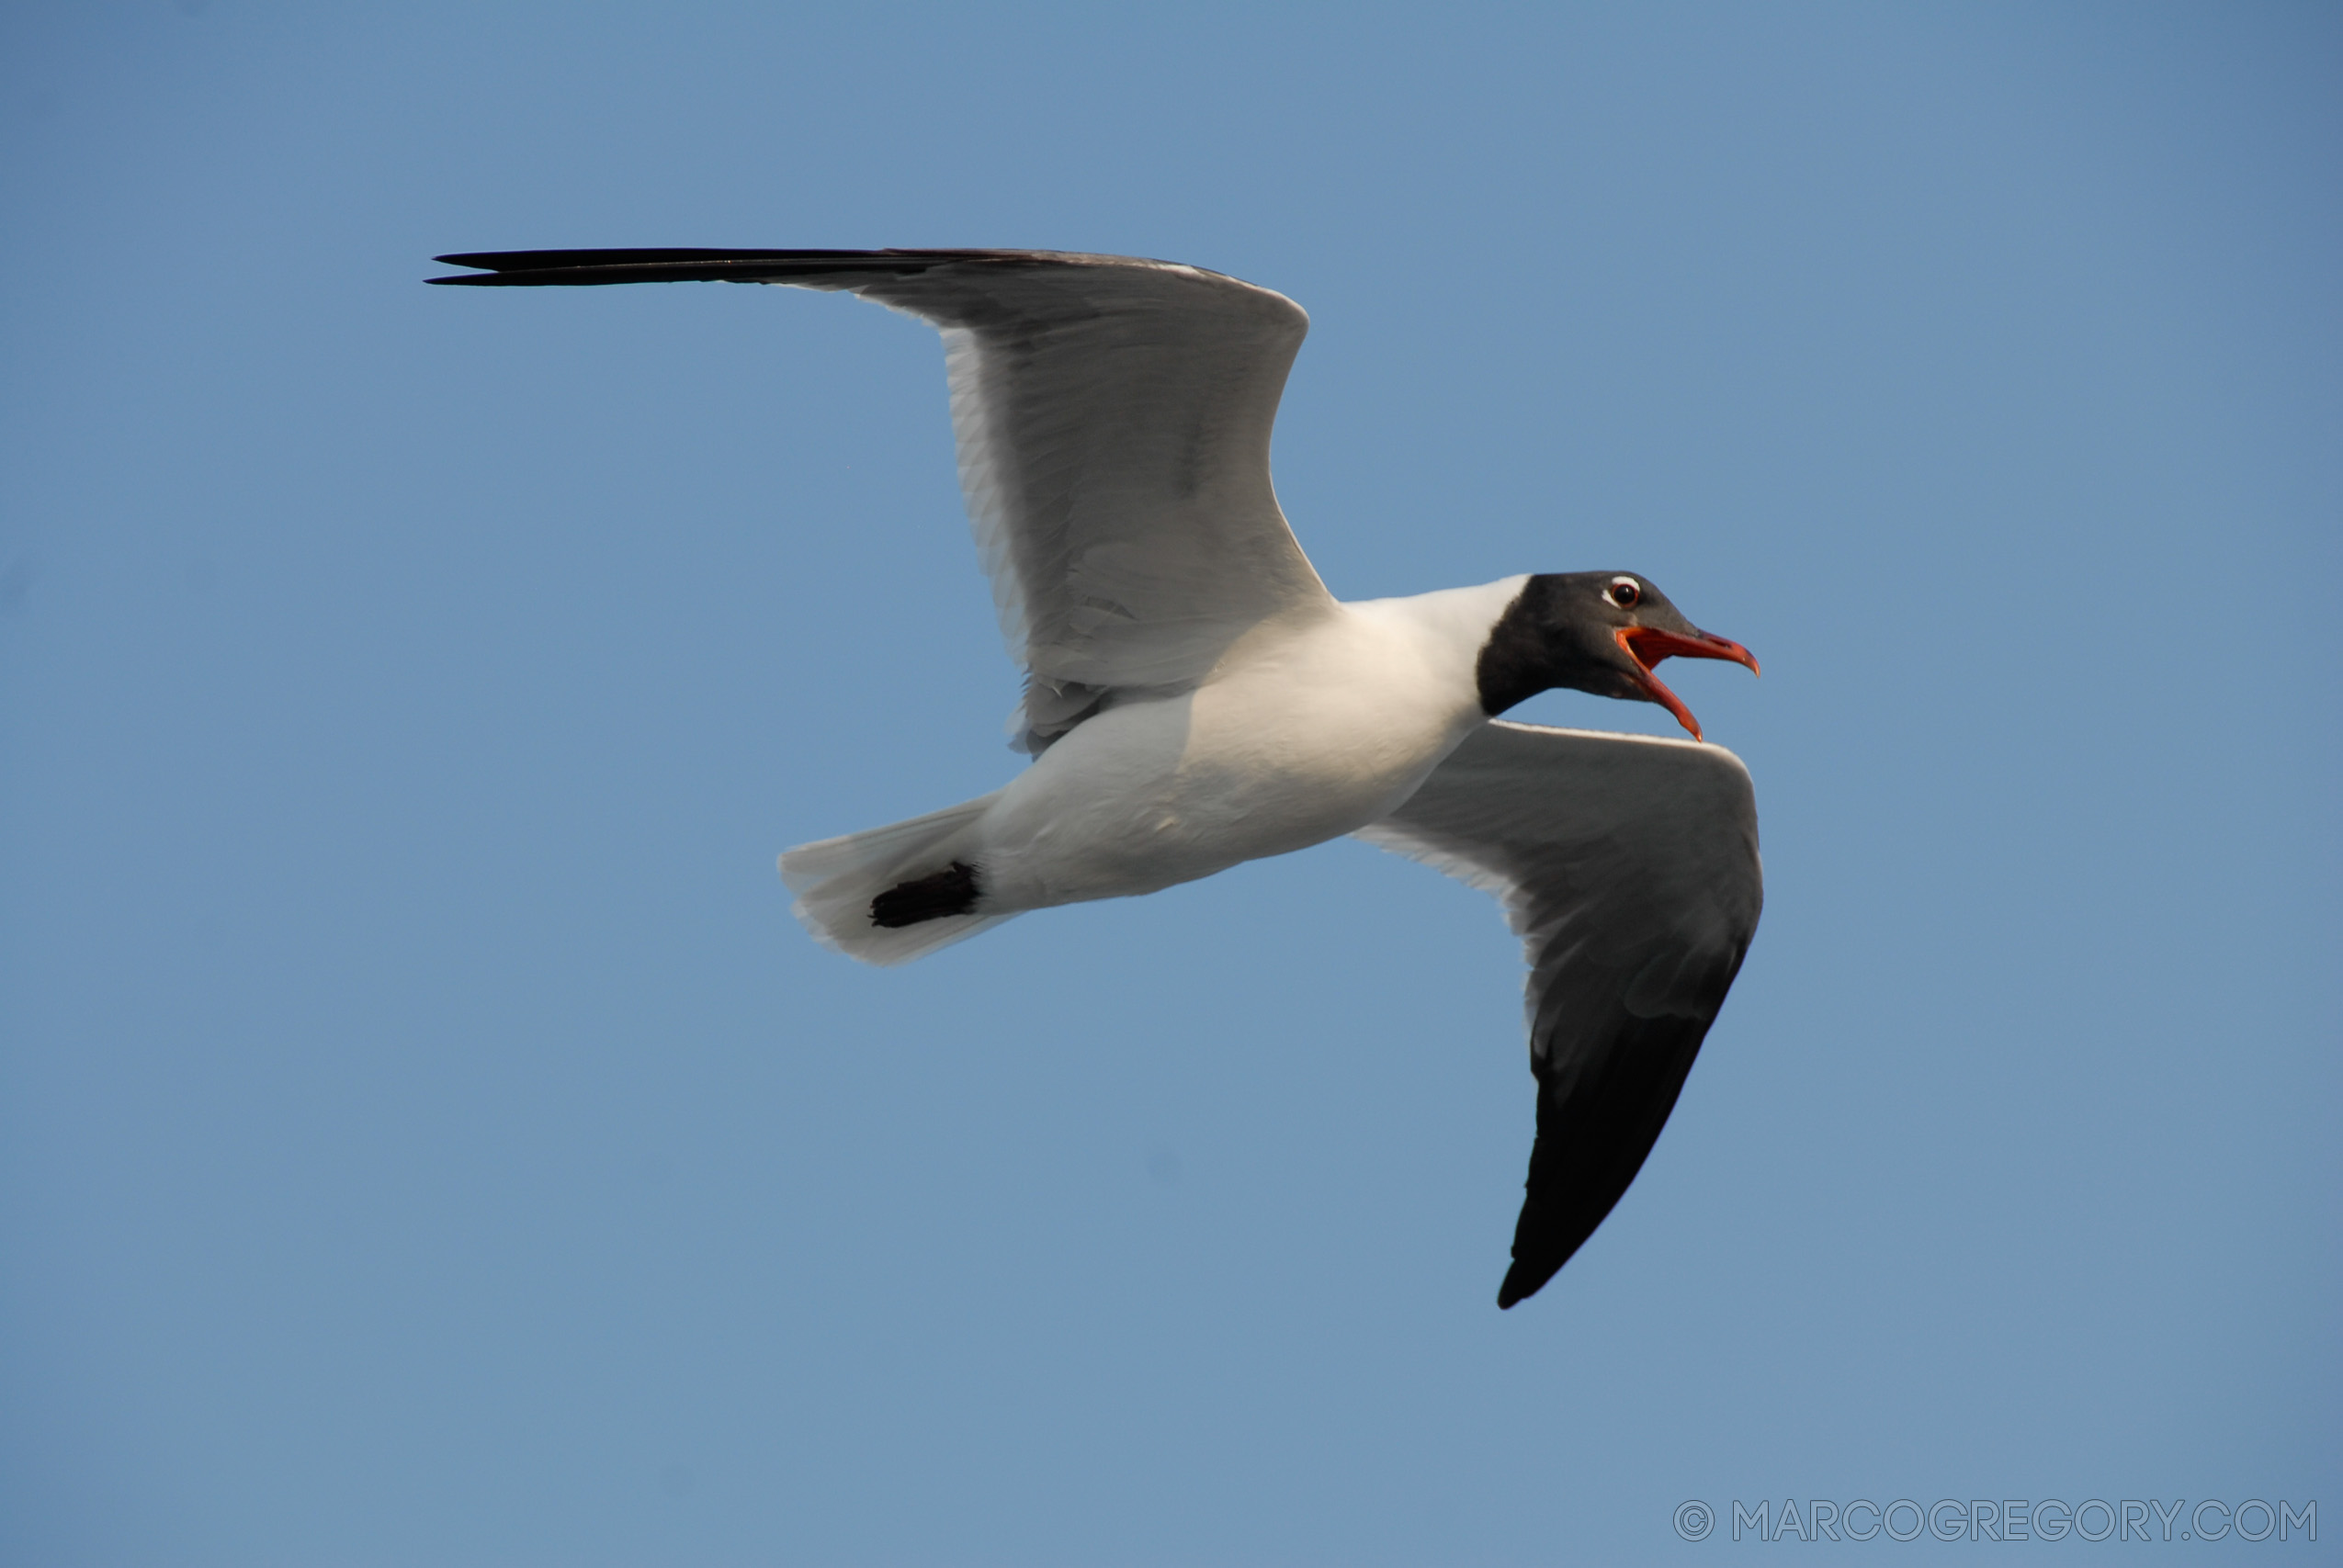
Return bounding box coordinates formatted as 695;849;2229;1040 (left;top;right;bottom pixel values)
1495;1263;1549;1310
424;248;798;288
422;247;1026;288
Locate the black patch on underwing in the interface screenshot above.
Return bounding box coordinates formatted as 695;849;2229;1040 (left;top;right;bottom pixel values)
1496;1010;1712;1308
869;861;982;928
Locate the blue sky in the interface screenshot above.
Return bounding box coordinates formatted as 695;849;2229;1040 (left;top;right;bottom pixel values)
3;4;2337;1563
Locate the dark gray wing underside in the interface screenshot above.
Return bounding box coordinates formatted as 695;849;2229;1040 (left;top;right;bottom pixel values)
1359;721;1762;1307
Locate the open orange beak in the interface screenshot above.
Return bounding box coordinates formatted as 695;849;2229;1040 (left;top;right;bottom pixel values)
1614;626;1760;742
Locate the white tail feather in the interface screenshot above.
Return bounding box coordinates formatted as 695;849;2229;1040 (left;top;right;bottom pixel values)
777;791;1010;965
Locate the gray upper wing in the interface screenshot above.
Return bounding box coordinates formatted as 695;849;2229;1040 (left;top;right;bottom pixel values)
431;249;1336;746
1356;720;1763;1306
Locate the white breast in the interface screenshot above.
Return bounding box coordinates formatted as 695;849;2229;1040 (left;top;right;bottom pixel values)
968;577;1528;911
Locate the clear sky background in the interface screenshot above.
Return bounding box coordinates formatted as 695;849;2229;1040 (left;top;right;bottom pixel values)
3;4;2337;1564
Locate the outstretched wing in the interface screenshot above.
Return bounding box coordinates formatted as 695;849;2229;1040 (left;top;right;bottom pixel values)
430;248;1337;747
1357;720;1763;1307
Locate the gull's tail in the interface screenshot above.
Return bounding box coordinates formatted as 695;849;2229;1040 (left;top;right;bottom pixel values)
778;792;1010;965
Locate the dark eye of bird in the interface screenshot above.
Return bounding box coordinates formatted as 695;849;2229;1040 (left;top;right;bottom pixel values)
1608;579;1641;609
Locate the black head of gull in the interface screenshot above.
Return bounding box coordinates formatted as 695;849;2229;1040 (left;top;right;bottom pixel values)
430;246;1770;1310
1476;571;1760;740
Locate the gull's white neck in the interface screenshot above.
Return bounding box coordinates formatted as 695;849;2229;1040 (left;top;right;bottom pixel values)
1338;573;1532;691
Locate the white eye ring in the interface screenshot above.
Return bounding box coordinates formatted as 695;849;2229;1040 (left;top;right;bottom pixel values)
1607;577;1642;609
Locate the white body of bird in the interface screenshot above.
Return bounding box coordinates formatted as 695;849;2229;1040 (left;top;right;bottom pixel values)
981;579;1528;909
781;578;1530;964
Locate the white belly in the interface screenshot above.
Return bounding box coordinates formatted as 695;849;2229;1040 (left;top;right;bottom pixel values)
968;595;1499;912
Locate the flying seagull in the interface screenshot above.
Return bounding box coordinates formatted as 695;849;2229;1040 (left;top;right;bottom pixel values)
430;248;1764;1307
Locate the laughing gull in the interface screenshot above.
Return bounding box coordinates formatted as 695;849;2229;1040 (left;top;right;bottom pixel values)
431;248;1764;1307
